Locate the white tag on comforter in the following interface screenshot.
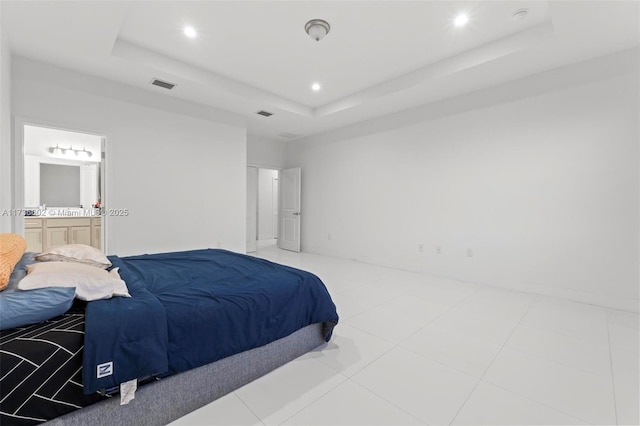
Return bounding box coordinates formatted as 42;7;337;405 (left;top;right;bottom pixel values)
120;379;137;405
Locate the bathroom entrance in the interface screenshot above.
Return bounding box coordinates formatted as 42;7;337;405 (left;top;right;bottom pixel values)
246;167;279;253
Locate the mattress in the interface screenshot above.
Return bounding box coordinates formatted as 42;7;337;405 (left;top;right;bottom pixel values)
0;305;105;426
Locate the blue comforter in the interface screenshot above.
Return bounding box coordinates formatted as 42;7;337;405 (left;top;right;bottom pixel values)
82;249;338;394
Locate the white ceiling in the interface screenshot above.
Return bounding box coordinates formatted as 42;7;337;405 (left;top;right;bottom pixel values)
2;1;639;141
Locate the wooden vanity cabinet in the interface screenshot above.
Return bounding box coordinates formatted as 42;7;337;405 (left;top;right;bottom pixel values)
24;217;102;252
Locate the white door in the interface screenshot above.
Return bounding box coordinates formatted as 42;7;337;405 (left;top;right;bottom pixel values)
278;167;301;252
246;167;258;253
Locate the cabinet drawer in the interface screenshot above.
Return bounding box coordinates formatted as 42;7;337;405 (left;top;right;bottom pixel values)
44;218;91;227
92;217;102;226
24;218;43;228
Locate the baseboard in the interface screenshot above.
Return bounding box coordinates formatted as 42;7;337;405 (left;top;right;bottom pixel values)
303;245;639;313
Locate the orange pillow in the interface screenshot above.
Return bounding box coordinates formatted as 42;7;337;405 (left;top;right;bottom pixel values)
0;233;27;291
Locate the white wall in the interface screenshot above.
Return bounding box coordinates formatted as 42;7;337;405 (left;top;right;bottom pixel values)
13;57;247;256
0;16;12;232
287;50;639;312
247;134;287;169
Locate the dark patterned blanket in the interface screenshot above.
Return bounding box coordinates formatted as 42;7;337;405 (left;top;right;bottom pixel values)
0;311;105;425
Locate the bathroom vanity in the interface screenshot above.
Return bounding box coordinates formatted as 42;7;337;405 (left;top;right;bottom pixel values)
24;216;102;252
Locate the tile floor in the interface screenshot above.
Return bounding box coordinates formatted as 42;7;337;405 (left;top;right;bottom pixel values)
171;241;639;425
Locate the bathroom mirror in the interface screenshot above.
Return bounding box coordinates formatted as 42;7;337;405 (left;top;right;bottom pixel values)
40;163;81;207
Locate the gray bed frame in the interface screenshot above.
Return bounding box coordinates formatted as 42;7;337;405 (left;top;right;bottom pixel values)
46;323;326;426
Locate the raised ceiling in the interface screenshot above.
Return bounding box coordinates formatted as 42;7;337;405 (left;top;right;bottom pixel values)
2;1;639;140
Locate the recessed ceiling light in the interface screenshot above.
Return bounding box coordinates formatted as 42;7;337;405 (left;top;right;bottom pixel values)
183;26;197;38
311;82;321;92
454;13;469;27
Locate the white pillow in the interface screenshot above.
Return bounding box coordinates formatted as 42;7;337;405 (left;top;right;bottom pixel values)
36;244;111;269
18;262;130;301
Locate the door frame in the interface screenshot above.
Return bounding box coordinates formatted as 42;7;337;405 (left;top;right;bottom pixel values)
246;166;258;253
13;117;109;253
246;163;281;252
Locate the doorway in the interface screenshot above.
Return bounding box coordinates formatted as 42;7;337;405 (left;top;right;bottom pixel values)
246;167;279;253
19;123;105;252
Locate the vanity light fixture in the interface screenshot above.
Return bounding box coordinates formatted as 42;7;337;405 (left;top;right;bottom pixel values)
50;145;93;158
78;147;92;159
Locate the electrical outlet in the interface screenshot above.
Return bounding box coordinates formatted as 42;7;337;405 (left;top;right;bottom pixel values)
328;233;332;241
466;247;474;257
435;246;442;254
418;244;424;252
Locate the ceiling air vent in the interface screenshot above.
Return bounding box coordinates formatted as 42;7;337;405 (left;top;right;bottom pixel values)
150;78;176;90
256;110;273;117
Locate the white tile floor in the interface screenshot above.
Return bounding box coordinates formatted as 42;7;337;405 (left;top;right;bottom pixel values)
171;242;639;425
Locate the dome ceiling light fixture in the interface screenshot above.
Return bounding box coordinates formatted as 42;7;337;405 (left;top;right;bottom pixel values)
512;8;529;21
305;19;331;41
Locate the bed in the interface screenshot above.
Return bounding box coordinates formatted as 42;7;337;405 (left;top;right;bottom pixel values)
0;240;339;426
